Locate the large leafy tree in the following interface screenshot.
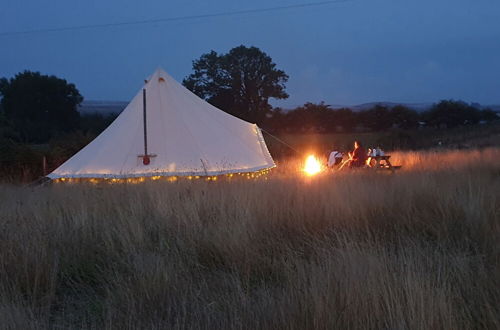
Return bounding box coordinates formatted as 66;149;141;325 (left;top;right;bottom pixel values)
183;45;289;124
0;71;83;142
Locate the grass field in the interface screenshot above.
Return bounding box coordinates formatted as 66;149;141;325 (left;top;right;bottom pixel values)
1;148;499;329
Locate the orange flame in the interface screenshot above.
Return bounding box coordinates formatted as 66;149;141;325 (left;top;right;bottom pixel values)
304;155;322;176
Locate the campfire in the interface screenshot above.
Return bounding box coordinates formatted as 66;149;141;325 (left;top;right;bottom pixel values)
303;155;322;176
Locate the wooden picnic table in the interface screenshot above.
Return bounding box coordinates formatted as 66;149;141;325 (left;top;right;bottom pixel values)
336;154;401;172
367;155;396;171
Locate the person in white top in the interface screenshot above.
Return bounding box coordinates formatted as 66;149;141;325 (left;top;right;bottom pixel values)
328;150;343;167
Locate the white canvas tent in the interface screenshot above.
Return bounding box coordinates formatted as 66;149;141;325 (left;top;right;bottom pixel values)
48;68;275;179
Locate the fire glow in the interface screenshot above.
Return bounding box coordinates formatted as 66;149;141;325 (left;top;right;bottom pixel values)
303;155;322;176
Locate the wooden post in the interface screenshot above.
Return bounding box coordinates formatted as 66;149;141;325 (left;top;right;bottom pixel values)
42;156;47;176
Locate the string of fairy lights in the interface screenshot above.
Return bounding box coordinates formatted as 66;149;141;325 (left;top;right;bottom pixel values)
53;168;273;184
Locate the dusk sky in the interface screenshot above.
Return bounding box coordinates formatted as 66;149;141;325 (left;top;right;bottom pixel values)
1;0;499;107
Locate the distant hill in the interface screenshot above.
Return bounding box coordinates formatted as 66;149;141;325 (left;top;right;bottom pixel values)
79;101;127;115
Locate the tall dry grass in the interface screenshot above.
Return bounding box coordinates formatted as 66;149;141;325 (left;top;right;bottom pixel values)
0;149;499;329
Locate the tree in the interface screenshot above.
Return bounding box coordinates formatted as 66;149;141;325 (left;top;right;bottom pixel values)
390;105;419;129
358;105;393;131
331;108;357;132
80;112;118;135
479;109;499;122
422;100;480;128
266;103;360;133
183;46;288;124
264;107;287;132
284;102;333;132
0;71;83;142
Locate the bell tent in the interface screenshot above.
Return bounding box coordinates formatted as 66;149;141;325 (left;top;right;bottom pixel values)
48;68;275;180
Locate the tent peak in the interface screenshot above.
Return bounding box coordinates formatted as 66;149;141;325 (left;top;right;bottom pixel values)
144;67;172;84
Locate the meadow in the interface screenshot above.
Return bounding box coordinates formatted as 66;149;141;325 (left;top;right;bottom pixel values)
0;148;499;329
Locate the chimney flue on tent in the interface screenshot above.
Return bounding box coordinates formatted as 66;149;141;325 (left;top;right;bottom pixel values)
143;89;148;155
139;88;156;165
142;88;149;165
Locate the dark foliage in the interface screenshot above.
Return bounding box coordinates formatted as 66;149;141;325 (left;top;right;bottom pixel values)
265;100;497;133
0;71;83;143
0;110;116;182
0;137;45;181
423;100;481;128
479;108;498;122
183;46;288;124
79;112;118;135
391;105;420;129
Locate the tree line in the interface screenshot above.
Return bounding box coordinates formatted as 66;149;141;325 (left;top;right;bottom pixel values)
264;101;498;134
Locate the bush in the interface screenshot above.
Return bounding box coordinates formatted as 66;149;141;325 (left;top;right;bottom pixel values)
0;138;44;181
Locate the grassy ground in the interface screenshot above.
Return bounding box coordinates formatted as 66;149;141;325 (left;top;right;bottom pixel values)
0;149;499;329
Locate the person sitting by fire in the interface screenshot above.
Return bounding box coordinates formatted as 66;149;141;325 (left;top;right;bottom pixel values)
348;140;368;168
327;150;343;167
